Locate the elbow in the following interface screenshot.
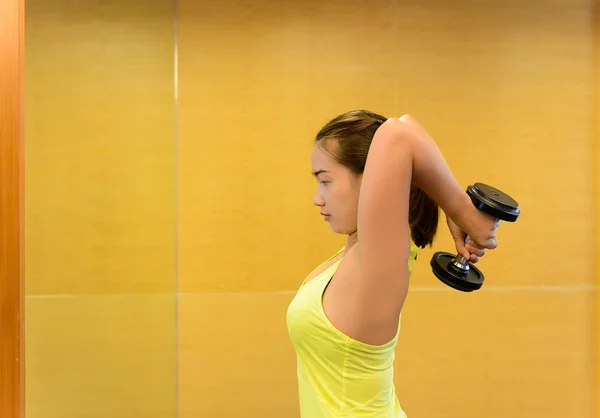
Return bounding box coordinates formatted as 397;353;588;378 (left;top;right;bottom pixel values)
398;114;422;131
377;117;415;144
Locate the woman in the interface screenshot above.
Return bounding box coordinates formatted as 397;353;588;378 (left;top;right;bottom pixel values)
286;110;496;417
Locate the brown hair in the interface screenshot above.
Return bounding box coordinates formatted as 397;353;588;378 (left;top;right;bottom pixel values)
315;109;439;248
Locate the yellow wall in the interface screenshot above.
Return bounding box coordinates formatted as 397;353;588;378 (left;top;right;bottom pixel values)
25;0;597;417
24;1;177;417
178;1;596;417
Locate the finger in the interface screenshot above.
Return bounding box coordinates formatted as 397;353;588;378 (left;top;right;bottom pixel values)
457;246;471;261
470;237;497;250
465;244;485;257
467;239;484;249
466;240;485;255
470;254;479;263
454;239;471;260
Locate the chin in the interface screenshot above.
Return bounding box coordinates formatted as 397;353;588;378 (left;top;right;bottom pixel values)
327;223;341;234
329;224;351;235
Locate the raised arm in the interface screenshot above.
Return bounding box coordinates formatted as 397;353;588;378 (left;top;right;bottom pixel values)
399;114;487;261
355;117;496;317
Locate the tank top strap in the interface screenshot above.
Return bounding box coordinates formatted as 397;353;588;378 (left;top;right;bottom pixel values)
325;246;345;262
298;247;345;289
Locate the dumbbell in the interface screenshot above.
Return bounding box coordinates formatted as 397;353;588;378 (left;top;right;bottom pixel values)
430;183;520;292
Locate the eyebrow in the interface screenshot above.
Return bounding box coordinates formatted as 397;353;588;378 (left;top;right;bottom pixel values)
312;169;329;177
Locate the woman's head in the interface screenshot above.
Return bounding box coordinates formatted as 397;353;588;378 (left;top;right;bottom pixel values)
311;109;439;248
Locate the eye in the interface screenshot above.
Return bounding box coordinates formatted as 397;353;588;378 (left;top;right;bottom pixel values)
317;180;329;185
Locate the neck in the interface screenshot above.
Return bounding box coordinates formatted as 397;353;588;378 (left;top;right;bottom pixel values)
345;230;358;251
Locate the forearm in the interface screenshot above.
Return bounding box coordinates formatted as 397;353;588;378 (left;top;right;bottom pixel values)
397;116;468;220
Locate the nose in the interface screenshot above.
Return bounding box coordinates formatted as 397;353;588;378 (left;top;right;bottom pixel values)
313;190;325;207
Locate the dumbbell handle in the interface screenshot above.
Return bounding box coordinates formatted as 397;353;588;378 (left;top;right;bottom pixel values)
451;235;473;272
452;226;497;272
453;231;496;272
453;214;502;271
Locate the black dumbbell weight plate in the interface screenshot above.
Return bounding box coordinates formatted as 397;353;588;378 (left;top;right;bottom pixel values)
467;183;520;222
430;252;484;292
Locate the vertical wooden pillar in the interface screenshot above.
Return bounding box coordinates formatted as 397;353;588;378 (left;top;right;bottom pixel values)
0;1;25;418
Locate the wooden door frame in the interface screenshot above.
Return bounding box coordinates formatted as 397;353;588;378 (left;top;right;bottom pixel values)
0;0;25;418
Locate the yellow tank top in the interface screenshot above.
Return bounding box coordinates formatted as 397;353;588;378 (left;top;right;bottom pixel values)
286;243;419;418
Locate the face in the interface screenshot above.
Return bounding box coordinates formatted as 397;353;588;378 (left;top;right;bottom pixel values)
311;142;362;235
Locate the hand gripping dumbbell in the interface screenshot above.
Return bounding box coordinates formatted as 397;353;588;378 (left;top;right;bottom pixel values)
430;183;520;292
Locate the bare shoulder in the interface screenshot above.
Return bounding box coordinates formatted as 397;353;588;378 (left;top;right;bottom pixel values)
322;244;405;346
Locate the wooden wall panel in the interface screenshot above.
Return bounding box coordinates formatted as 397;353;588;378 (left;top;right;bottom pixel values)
24;2;177;417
